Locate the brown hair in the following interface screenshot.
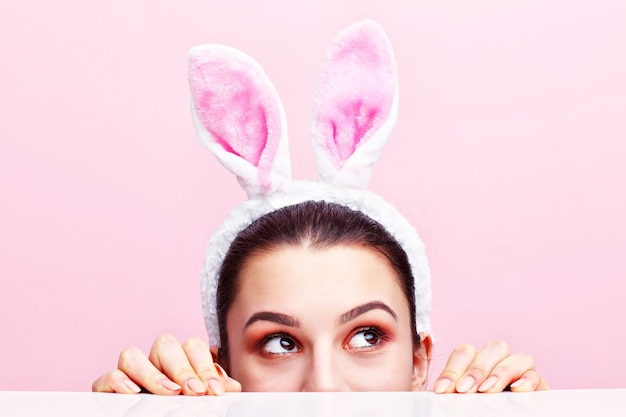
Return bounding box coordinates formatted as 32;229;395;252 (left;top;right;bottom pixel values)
216;200;420;366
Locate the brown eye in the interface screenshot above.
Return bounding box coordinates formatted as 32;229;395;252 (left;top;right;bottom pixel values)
279;337;295;350
347;327;384;349
261;334;299;354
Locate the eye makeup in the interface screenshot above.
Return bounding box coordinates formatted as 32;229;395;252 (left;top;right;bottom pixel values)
344;326;390;350
241;300;401;359
257;332;301;357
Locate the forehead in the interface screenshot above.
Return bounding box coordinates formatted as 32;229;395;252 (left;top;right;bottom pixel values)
231;244;409;320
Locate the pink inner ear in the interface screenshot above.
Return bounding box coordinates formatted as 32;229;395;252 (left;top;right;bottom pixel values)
331;99;381;162
315;24;395;169
196;71;266;166
189;54;281;173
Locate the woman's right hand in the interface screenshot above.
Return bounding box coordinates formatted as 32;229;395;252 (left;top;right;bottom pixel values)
92;334;242;395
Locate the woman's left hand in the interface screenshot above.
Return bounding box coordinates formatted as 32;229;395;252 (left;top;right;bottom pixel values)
433;340;549;393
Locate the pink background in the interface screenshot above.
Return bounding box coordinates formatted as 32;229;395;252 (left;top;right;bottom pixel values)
1;0;625;391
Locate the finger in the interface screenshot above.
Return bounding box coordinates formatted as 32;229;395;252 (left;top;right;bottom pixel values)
454;339;510;393
434;344;477;393
181;337;225;395
149;334;207;395
118;346;182;395
215;363;243;392
478;352;536;393
92;369;141;394
509;370;549;392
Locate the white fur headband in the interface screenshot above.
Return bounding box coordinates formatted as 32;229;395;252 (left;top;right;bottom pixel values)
188;21;431;346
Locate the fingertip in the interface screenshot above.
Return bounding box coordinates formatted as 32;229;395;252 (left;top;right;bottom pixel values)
207;378;225;396
92;379;110;393
123;379;142;394
478;375;498;392
96;369;142;394
159;378;182;394
455;375;476;393
513;370;549;392
185;377;207;395
109;369;142;394
434;378;452;394
509;378;528;391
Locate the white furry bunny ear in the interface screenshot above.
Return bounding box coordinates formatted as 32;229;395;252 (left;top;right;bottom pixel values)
188;45;291;198
312;21;399;189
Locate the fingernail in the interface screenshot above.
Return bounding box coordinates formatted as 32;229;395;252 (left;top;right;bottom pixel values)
159;379;181;391
478;375;498;392
510;378;526;388
434;378;451;393
124;380;141;393
456;376;476;393
187;378;206;394
208;378;225;396
214;363;225;378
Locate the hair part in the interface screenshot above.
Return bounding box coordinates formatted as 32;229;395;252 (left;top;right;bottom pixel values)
216;200;420;368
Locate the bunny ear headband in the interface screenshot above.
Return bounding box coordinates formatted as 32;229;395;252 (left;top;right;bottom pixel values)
188;21;431;346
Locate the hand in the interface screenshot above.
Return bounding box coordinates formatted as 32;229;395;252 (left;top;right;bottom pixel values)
433;340;549;393
92;334;242;395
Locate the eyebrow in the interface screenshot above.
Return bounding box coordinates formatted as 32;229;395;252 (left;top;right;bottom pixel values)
338;301;398;325
244;312;301;330
243;301;398;332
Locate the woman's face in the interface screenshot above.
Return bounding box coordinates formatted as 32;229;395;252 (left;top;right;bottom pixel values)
225;244;428;392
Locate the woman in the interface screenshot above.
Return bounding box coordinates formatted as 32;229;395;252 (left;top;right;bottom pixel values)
93;21;548;395
93;202;547;395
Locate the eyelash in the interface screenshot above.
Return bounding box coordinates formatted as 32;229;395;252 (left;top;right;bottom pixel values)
256;332;301;356
345;326;390;351
255;326;391;357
